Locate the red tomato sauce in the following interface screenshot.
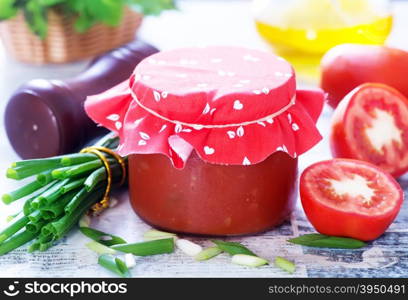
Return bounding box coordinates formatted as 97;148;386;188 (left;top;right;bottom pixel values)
129;151;298;236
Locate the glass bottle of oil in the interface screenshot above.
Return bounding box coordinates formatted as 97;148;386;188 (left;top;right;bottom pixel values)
253;0;393;81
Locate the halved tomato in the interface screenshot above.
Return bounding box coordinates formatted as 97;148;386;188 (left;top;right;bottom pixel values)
330;83;408;177
300;159;403;241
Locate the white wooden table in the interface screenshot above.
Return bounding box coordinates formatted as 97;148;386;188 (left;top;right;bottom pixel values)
0;0;407;277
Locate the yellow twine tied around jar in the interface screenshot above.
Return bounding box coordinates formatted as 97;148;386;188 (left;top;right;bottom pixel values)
80;146;126;214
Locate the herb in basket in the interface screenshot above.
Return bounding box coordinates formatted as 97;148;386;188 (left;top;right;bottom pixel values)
0;0;176;38
0;133;126;255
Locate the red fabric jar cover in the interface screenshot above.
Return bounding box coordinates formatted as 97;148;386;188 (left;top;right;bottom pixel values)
85;46;324;168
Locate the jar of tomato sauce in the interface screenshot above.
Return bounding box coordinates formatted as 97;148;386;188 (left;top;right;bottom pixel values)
85;46;324;235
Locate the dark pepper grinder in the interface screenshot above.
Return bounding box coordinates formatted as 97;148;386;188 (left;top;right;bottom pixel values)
5;40;158;159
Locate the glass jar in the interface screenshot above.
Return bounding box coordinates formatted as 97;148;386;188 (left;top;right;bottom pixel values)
253;0;392;80
85;46;324;236
129;151;297;235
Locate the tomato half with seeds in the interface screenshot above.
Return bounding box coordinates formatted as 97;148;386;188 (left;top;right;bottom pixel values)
300;159;403;241
330;83;408;178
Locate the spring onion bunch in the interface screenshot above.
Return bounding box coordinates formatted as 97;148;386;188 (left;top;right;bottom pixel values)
0;133;125;255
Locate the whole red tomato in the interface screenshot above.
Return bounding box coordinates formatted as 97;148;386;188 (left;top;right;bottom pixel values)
320;44;408;108
300;159;403;241
330;83;408;177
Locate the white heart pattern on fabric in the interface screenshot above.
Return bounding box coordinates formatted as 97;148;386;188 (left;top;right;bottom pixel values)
242;157;251;165
138;140;147;146
153;90;161;102
287;113;292;124
292;123;300;131
227;131;236;139
202;103;211;114
159;124;167;133
134;117;144;127
175;123;183;133
106;114;119;121
233;100;244;110
115;121;122;130
236;126;244;137
204;146;215;155
161;91;168;99
266;118;274;124
139;132;150;140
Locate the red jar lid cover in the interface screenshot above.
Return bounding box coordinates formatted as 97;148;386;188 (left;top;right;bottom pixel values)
85;46;324;168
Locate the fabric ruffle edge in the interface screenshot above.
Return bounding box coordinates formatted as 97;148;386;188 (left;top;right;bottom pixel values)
85;80;325;169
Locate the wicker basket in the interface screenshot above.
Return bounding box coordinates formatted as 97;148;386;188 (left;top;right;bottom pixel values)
0;7;142;64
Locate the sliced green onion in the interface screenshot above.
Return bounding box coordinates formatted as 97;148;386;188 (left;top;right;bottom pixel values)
36;170;54;186
26;220;46;233
11;157;63;168
176;239;202;256
28;234;54;253
0;229;39;255
111;238;175;256
51;167;72;179
143;229;176;241
287;234;366;249
212;240;257;256
59;178;86;194
86;241;117;255
194;246;222;261
64;188;88;214
31;178;70;208
78;214;91;228
98;254;131;278
39;241;54;252
2;180;43;204
6;215;15;223
84;164;121;192
124;253;136;268
5;211;20;223
39;190;78;219
23;181;58;215
84;167;106;192
6;163;58;180
60;153;97;166
64;160;104;177
0;213;30;243
28;210;43;223
231;254;268;268
80;227;127;246
274;256;296;274
49;189;104;239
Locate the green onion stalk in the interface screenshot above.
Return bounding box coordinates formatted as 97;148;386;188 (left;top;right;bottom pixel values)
0;133;126;256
